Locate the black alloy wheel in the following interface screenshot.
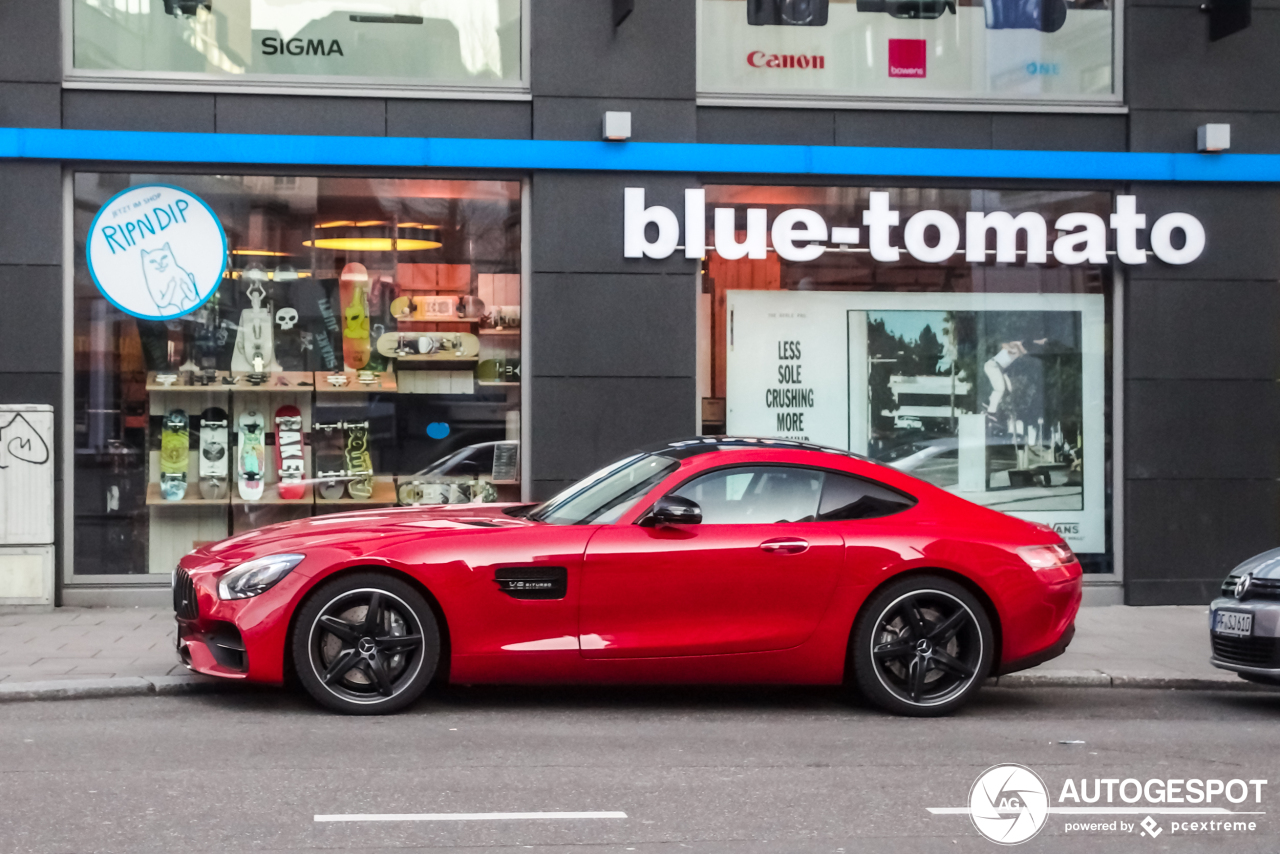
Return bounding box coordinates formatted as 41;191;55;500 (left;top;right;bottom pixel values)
851;575;993;717
293;572;440;715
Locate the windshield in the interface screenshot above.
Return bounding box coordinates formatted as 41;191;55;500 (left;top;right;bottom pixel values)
529;454;679;525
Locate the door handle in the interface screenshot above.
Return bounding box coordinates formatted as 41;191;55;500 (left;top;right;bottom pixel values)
760;538;809;555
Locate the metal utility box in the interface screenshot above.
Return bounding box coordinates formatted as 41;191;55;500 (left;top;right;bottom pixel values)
0;405;54;605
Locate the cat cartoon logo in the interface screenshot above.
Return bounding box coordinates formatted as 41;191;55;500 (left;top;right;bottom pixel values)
0;413;50;469
141;242;199;314
86;184;227;321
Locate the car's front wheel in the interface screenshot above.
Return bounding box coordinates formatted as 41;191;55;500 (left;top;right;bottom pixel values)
293;572;440;715
851;575;993;717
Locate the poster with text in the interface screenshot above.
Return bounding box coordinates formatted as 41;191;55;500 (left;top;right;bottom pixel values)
700;0;1115;106
726;290;1106;552
73;0;522;86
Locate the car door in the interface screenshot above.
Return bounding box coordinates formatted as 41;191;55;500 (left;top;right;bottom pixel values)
579;465;845;658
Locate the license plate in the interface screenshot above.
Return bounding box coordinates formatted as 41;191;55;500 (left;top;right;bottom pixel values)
1213;610;1253;638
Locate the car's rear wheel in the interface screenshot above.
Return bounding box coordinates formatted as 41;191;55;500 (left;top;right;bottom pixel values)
851;575;993;717
293;572;440;715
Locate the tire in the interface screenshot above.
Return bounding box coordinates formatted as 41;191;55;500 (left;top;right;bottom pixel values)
851;575;994;717
293;572;440;715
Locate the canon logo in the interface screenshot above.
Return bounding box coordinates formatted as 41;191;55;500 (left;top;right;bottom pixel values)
747;51;826;69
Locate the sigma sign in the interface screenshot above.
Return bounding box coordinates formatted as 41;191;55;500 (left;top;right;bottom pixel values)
623;189;1206;266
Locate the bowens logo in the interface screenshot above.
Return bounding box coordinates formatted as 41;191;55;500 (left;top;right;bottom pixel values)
747;51;826;69
624;189;1207;267
888;39;927;78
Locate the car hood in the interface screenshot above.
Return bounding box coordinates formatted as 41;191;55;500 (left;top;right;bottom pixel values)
188;503;539;567
1226;547;1280;580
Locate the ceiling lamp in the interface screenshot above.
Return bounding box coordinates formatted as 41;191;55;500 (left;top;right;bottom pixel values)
303;221;441;252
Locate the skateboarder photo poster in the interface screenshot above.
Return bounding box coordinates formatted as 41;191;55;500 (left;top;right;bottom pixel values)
725;290;1106;553
699;0;1116;105
85;184;228;321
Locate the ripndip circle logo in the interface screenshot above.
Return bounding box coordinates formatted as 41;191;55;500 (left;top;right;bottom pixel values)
969;764;1050;845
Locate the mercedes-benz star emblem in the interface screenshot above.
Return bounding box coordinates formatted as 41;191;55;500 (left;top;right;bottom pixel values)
1235;572;1254;599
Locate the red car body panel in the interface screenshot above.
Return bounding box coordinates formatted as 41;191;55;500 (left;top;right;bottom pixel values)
175;446;1082;689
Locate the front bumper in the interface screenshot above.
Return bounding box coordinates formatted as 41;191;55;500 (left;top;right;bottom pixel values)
173;563;297;684
1208;596;1280;679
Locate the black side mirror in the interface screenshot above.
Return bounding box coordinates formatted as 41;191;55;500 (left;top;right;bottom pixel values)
650;495;702;526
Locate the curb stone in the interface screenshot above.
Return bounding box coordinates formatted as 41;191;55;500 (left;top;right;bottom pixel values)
994;671;1275;692
0;674;225;703
0;673;1274;703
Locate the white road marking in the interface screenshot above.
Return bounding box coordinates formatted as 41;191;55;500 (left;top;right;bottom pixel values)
315;811;628;823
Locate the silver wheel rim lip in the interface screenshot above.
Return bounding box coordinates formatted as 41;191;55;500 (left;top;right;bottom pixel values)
308;587;426;706
869;588;983;708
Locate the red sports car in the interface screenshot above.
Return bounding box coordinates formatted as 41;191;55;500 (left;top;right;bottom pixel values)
174;438;1081;716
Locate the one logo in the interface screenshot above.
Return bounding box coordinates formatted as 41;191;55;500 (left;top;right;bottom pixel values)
1235;572;1254;599
1139;816;1163;838
888;39;927;78
86;184;227;321
968;764;1049;845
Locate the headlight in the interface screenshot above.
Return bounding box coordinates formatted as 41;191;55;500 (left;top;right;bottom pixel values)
217;554;305;600
1018;542;1077;571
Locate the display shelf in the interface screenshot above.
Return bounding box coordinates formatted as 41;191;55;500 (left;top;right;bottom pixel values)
477;381;520;387
231;483;315;506
490;479;521;486
145;482;230;506
314;477;397;505
391;352;479;363
313;370;398;393
227;371;315;391
146;371;233;392
478;329;521;336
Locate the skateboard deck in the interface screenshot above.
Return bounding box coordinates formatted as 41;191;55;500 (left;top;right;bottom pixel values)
343;420;373;500
339;263;371;371
274;405;306;500
376;331;480;360
198;407;229;500
236;410;266;501
159;409;189;500
313;421;347;500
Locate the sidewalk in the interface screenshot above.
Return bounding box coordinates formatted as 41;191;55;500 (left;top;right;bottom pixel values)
0;604;1262;702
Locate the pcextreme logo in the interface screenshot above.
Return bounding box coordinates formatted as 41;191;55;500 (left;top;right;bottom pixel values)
930;764;1268;844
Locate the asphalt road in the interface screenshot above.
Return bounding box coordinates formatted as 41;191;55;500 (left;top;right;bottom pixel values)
1;685;1278;853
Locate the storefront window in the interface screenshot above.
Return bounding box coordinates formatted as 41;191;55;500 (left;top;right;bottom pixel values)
72;173;522;577
699;0;1117;106
699;185;1113;571
71;0;524;92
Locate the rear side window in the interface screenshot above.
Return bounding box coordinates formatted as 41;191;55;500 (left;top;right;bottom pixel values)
817;473;916;521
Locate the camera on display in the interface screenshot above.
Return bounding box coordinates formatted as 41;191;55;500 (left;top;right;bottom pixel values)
748;0;830;26
856;0;956;19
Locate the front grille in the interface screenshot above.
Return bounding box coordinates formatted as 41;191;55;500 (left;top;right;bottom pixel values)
173;567;199;620
1212;635;1280;668
1221;574;1280;600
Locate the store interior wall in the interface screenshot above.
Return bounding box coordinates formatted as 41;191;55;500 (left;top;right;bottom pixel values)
1;0;1279;601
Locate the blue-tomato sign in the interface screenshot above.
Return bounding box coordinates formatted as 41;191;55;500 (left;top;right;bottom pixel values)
86;184;228;320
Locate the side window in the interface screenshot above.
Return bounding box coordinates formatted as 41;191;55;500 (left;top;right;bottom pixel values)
818;473;917;521
671;466;824;524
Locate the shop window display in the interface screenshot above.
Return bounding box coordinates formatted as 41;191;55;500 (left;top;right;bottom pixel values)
73;173;522;577
698;185;1113;571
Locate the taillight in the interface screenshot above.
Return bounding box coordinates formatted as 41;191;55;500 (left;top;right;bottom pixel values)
1018;542;1077;570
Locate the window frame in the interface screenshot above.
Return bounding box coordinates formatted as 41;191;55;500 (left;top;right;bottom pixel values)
61;0;532;100
694;0;1126;113
635;461;917;526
